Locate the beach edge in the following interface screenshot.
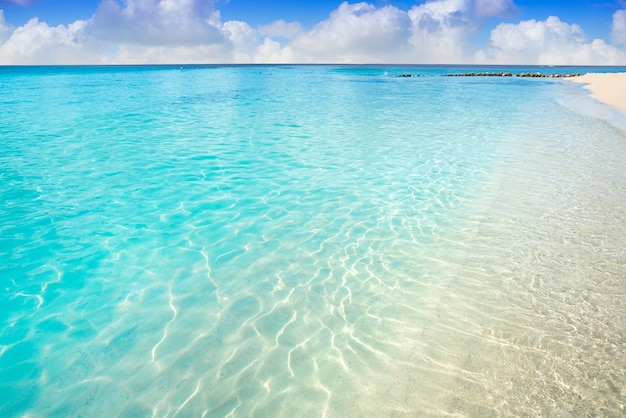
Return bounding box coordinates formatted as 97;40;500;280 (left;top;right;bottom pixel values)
568;72;626;115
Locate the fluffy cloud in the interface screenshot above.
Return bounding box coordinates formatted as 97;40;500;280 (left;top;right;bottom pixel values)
90;0;225;46
223;20;259;62
612;9;626;46
277;0;517;64
399;0;517;63
0;0;625;65
408;0;514;31
253;37;285;62
286;2;412;63
490;16;584;52
409;0;469;33
0;18;102;65
482;16;626;64
258;20;303;40
407;0;478;63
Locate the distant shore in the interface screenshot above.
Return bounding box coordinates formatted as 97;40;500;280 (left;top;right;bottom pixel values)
569;73;626;114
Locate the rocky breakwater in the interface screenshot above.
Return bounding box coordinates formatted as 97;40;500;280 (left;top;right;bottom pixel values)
444;71;582;78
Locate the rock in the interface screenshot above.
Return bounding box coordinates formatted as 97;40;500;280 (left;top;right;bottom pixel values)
443;71;576;78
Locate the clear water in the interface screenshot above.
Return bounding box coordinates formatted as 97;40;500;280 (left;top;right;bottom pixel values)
1;65;625;417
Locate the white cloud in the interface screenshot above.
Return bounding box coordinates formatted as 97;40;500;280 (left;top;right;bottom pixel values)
253;37;287;62
223;20;259;62
409;0;470;31
263;0;520;63
258;20;303;39
0;18;102;65
286;2;412;63
90;0;225;46
407;0;476;63
482;16;626;64
0;0;624;65
612;9;626;46
490;16;584;52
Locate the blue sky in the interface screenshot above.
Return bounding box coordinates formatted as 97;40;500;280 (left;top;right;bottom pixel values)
1;0;625;64
0;1;617;33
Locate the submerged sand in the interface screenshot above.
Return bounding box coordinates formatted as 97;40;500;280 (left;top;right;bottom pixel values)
569;72;626;114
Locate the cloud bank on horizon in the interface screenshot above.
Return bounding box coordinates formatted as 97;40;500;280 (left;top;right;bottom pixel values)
1;0;626;65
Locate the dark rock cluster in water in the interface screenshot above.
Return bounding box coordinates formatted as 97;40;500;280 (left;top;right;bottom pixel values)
444;72;582;78
445;71;513;77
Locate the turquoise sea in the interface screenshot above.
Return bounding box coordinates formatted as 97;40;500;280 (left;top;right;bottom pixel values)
1;65;625;417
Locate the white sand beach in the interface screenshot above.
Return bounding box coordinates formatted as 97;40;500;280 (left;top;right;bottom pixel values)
569;73;626;114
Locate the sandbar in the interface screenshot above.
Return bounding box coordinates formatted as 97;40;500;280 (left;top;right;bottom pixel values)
569;72;626;114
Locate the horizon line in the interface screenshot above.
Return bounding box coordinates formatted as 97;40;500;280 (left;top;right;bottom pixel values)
2;63;626;68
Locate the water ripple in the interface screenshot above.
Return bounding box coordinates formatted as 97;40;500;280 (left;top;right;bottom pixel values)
1;66;625;417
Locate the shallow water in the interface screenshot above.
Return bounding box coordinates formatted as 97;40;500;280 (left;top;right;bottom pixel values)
1;66;625;416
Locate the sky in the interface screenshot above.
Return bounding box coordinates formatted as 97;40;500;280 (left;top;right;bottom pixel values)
1;0;626;65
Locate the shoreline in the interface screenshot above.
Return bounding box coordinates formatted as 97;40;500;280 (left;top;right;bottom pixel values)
568;72;626;114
